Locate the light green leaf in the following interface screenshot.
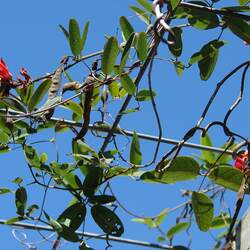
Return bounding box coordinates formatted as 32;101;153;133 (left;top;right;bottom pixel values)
170;0;181;10
167;222;189;239
130;6;150;25
120;74;136;95
192;192;214;231
200;133;215;164
136;0;153;13
136;89;156;102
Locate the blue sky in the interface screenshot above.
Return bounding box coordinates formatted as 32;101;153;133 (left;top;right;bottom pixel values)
0;0;250;249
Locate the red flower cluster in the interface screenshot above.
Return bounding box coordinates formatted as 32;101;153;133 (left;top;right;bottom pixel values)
234;150;250;176
0;58;12;82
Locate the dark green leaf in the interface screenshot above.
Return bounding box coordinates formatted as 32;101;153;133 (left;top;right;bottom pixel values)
136;32;148;60
23;145;41;169
120;16;135;41
136;89;156;102
0;97;26;113
192;192;214;231
120;107;139;115
120;74;136;95
82;167;103;197
91;205;124;236
26;204;39;216
28;79;52;112
130;131;142;165
15;187;27;216
189;40;226;80
59;24;69;41
57;202;86;231
101;37;119;75
59;225;80;242
168;27;183;57
89;195;116;205
172;246;190;250
170;0;181;10
167;222;189;239
223;16;250;44
120;33;135;74
69;19;82;56
188;9;219;30
141;156;200;183
81;21;89;53
209;166;250;193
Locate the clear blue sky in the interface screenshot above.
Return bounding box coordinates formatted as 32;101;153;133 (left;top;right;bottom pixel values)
0;0;250;249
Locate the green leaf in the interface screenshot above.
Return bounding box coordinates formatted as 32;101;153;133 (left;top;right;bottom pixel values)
132;217;155;228
136;32;148;61
44;211;63;233
210;213;231;229
217;143;236;164
189;40;226;81
57;202;86;231
0;188;12;195
0;130;9;144
91;205;124;236
119;33;135;74
81;21;89;53
200;133;215;164
192;192;214;231
0;97;26;113
15;187;27;216
239;0;249;5
28;79;52;112
82;167;103;197
170;0;181;10
59;24;69;41
168;27;183;57
141;156;200;183
136;0;153;12
120;74;136;95
188;9;219;30
120;16;135;41
130;6;150;25
223;16;250;44
167;222;189;240
59;224;80;242
155;208;169;226
136;89;156;102
23;145;41;169
209;166;250;193
130;131;142;165
61;100;83;117
69;19;82;56
26;204;39;216
101;36;119;75
5;216;24;225
88;195;116;205
108;82;120;99
174;61;185;76
12;177;23;185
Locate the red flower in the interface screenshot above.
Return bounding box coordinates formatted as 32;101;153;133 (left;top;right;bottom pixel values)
234;151;250;175
0;58;12;82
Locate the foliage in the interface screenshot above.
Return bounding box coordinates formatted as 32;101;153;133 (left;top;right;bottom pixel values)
0;0;250;249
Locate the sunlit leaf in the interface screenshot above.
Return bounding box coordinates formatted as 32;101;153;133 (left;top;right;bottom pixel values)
136;32;148;60
130;6;150;25
167;222;189;239
200;133;215;164
120;74;136;95
81;21;89;53
136;89;156;102
120;16;135;41
69;19;82;56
